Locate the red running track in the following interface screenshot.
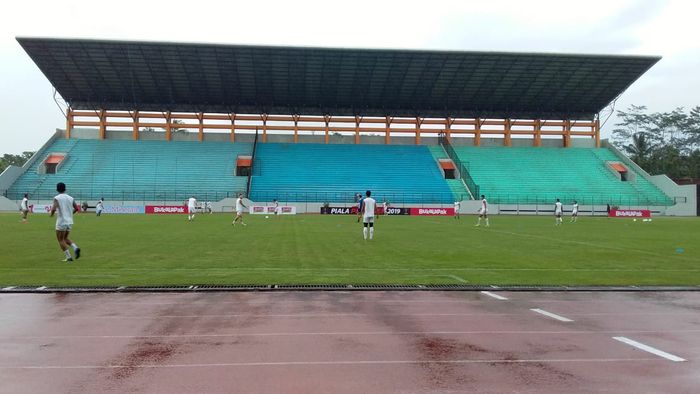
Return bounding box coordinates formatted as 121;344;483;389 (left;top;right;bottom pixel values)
1;291;699;393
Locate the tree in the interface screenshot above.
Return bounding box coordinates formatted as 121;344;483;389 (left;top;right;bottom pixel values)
0;152;35;174
612;105;700;179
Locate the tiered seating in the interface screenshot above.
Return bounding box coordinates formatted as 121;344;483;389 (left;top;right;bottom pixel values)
7;139;252;201
249;143;454;203
452;146;672;205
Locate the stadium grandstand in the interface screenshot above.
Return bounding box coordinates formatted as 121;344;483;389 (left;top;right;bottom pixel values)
0;37;693;214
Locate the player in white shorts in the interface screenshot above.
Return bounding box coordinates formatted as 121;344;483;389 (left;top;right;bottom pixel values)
96;198;104;217
570;200;579;223
187;196;197;221
361;190;376;240
49;182;81;262
475;195;489;227
273;199;280;216
453;201;461;219
554;198;563;225
382;200;388;216
20;193;30;223
232;193;247;226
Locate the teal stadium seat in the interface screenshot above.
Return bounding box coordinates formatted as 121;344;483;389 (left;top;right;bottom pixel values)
7;139;252;201
249;143;457;203
451;146;672;206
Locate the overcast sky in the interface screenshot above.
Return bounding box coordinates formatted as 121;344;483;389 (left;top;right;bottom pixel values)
1;0;698;154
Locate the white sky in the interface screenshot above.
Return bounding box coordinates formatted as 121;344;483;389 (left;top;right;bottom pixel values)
1;0;699;154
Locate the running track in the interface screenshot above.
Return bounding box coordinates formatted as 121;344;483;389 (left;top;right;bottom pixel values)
1;291;699;393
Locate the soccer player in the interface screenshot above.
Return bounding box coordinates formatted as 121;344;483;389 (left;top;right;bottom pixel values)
49;182;81;262
454;200;461;219
554;198;563;225
20;193;29;223
206;201;212;214
570;200;579;223
361;190;376;240
232;193;247;226
273;199;280;216
475;195;489;227
187;196;197;221
96;198;104;217
356;193;364;223
382;200;388;216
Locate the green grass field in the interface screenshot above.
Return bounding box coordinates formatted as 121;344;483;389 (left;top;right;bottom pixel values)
0;212;698;287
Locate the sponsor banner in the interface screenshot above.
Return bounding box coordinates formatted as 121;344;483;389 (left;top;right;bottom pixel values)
103;205;145;214
609;209;651;218
409;207;455;216
145;205;188;214
30;204;52;214
249;205;297;215
320;206;407;215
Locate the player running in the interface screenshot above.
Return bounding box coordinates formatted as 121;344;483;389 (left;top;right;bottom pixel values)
232;193;247;226
475;195;489;227
454;200;461;219
570;200;579;223
20;193;29;223
361;190;376;240
49;182;81;262
554;198;563;225
187;196;197;221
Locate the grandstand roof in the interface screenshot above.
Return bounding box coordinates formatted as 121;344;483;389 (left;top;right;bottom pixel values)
17;37;660;120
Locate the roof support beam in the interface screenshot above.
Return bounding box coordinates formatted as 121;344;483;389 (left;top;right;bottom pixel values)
165;111;172;141
504;119;511;147
534;119;542;147
99;109;107;139
262;114;268;143
229;113;236;143
198;112;204;142
131;110;139;140
385;116;393;145
474;118;482;146
65;108;73;139
324;115;330;144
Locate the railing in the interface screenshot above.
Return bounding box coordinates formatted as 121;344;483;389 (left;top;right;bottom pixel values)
246;129;259;196
483;193;674;207
249;190;462;205
3;190;244;203
439;134;479;198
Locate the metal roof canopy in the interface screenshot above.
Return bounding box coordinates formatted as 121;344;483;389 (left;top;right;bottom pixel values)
17;37;660;120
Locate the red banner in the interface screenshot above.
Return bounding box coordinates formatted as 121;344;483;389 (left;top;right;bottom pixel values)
145;205;188;214
409;207;455;216
609;209;651;218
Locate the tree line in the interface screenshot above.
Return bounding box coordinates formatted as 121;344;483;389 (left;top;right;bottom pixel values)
612;105;700;180
0;152;35;174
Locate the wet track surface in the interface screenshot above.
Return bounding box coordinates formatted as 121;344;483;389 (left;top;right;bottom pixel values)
1;291;699;393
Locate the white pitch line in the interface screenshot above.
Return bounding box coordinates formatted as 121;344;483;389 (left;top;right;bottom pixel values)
530;308;573;322
0;357;660;370
447;274;468;283
613;337;686;362
1;286;16;290
480;291;508;300
35;286;47;291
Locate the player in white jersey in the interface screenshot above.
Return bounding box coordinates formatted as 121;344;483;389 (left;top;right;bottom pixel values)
273;199;280;216
20;193;29;223
187;196;197;221
96;198;104;217
475;195;489;227
232;193;247;226
453;201;460;219
382;200;388;216
49;182;81;262
570;200;579;223
360;190;377;240
554;198;563;225
206;201;212;214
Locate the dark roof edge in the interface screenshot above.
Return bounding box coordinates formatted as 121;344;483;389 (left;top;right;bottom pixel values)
15;36;663;62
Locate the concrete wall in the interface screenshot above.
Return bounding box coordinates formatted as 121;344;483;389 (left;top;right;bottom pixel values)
649;175;697;216
0;129;62;195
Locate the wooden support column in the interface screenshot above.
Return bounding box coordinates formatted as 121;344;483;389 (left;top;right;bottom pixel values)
444;117;452;142
229;113;236;143
98;109;106;139
132;110;139;140
563;119;571;147
355;116;361;144
594;118;601;147
415;116;422;145
198;112;204;142
65;108;73;139
324;115;330;144
262;114;268;143
534;119;542;147
385;116;392;144
474;118;481;146
165;111;172;141
504;118;512;147
293;114;300;143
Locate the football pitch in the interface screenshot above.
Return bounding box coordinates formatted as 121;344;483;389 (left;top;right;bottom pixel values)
0;213;698;287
